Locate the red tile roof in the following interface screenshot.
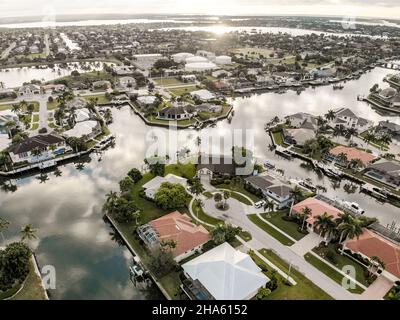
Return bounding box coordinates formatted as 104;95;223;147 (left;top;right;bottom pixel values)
149;211;210;258
345;229;400;278
330;146;376;166
292;197;343;225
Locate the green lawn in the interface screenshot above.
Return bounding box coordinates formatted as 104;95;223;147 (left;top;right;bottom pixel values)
169;86;198;96
304;253;364;294
190;200;223;226
32;114;39;122
0;101;39;112
250;250;332;300
261;211;307;241
247;214;295;246
312;244;371;287
225;191;253;206
31;123;39;130
153;77;183;87
272;131;285;146
12;258;47;300
0;104;12;111
165;163;196;179
238;230;252;242
47;100;59;110
83;94;111;104
217;182;261;202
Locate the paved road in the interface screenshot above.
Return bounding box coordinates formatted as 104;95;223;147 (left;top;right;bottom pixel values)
223;210;358;300
44;34;50;57
0;42;16;60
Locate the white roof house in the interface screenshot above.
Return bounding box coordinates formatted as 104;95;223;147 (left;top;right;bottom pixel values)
182;243;269;300
63;120;100;139
142;173;188;199
190;89;215;101
137;95;157;106
74;108;91;123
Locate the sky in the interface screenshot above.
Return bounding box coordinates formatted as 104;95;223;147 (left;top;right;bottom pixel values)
0;0;399;20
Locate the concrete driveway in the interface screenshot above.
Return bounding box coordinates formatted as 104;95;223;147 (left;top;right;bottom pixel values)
360;275;394;300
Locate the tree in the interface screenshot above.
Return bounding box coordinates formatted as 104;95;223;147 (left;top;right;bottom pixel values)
256;287;271;300
112;197;140;224
0;242;32;287
119;176;135;193
148;161;165;177
223;190;231;209
0;218;10;243
148;246;177;277
336;214;363;245
349;158;363;171
314;212;336;242
325;109;336;121
263;199;275;213
127;168;143;183
301;206;312;231
20;224;37;242
193;199;204;224
211;224;239;245
189;178;205;198
154;182;190;210
213;192;223;209
104;191;119;213
160;239;177;252
31;147;43;158
11;103;21;114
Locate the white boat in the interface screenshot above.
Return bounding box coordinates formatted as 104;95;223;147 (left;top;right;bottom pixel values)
340;200;365;215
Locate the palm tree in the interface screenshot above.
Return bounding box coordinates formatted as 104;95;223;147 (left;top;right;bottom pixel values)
31;147;43;157
132;210;142;226
263;199;275;213
363;132;376;145
345;127;358;141
289;186;303;216
325;110;336;121
336;214;363;244
379;133;392;146
314;212;336;242
4;120;16;138
0;218;10;243
223;190;231;209
189;178;205;199
20;224;37;242
214;192;223;207
11;103;22;114
337;152;348;165
105;191;118;212
301;206;312;231
0;151;11;171
349;158;363;171
194;198;204;224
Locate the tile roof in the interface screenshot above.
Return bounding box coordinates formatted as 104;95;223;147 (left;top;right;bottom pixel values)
345;229;400;278
292;197;343;225
8;134;65;154
329;146;376;166
149;211;210;258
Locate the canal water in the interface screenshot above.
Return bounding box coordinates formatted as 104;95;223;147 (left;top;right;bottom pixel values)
0;61;111;88
0;66;399;299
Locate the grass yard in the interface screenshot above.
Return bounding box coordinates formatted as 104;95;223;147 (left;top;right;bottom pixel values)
249;250;332;300
256;249;333;300
190;200;223;226
83;94;111;104
238;230;252;242
12;258;47;300
153;77;183;87
272;130;285;146
217;182;261;203
31;123;39;130
226;190;253;206
247;214;295;246
169;86;198;96
165;163;196;179
312;244;371;287
32;114;39;122
304;253;365;294
47;100;59;110
261;211;307;241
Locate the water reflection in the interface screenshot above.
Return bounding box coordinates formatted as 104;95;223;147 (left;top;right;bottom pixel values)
0;67;399;299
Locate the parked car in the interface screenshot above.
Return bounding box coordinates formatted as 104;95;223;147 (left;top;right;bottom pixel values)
254;200;266;209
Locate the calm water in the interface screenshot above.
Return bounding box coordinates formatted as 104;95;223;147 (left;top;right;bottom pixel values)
0;61;110;88
0;67;399;299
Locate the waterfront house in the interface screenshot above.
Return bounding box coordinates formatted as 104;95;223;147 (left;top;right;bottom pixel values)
196;155;236;179
62;120;101;141
374;87;400;108
18;84;41;96
137;211;210;262
142;174;188;199
181;242;269;300
364;160;400;189
157;105;196;121
196;103;223;114
181;74;196;82
344;229;400;281
330;108;373;131
190;89;215;101
283;128;315;147
327;146;376;168
245;174;293;209
291;197;343;240
136;95;157;108
41;84;66;94
7;133;67;164
286;113;318;131
375;121;400;143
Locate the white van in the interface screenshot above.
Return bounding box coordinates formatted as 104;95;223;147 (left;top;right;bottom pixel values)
254;200;266;209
